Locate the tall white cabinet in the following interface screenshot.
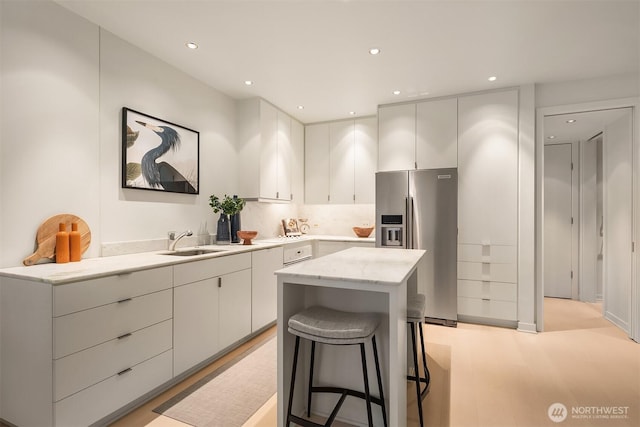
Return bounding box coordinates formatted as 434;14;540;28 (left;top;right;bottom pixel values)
237;98;302;202
457;89;519;324
377;88;521;326
378;97;458;171
304;117;377;204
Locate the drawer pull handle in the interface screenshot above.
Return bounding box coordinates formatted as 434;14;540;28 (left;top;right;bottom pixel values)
117;333;132;340
117;367;132;376
482;298;491;302
117;298;132;304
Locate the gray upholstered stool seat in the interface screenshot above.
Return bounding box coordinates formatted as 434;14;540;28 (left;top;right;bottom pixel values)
288;305;380;344
407;294;426;322
407;293;430;427
286;306;387;427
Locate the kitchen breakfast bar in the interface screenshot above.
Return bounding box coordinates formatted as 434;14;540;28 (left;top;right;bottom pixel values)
276;247;427;426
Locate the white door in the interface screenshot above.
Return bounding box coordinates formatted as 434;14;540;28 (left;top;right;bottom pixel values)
544;143;573;298
580;138;599;302
603;109;633;333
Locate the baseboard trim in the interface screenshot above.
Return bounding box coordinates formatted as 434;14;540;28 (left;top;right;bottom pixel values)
517;322;537;333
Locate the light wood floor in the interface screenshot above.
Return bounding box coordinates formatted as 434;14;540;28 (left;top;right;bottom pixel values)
111;298;639;427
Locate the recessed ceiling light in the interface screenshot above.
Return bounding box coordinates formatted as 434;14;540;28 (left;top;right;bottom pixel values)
185;42;198;49
548;135;556;139
297;105;304;110
244;80;253;86
369;48;381;55
393;90;401;95
566;119;576;123
349;111;356;115
488;76;497;82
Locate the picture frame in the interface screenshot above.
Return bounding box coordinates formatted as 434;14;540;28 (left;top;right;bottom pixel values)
122;107;199;194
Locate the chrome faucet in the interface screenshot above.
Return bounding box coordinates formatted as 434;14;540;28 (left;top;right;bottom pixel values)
168;230;193;251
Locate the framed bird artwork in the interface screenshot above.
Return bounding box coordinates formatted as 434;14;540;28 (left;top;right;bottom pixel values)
122;107;199;194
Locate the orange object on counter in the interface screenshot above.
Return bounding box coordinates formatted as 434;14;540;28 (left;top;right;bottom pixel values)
70;222;81;262
56;223;69;263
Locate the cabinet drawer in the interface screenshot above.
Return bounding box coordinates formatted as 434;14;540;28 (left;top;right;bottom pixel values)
457;296;517;321
54;289;172;359
284;244;313;263
457;261;517;283
457;244;516;264
53;266;172;316
174;253;251;286
54;349;172;427
54;319;172;402
457;280;517;302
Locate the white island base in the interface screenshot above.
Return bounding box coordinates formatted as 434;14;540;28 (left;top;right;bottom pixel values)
276;247;426;426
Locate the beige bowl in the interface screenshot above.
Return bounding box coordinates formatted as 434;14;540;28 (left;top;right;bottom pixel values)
352;226;374;238
237;230;258;245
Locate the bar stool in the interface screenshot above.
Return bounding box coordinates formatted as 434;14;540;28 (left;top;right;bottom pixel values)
407;293;430;427
286;305;388;427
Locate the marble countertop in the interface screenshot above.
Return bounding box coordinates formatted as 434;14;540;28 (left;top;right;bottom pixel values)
0;235;375;285
275;247;426;285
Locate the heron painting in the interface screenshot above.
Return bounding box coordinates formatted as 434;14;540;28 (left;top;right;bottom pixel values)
122;108;199;194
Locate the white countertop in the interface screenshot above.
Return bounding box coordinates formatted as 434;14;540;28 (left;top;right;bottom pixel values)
275;247;425;285
0;235;375;285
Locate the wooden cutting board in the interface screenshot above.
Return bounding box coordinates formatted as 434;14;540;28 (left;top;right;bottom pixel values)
23;214;91;266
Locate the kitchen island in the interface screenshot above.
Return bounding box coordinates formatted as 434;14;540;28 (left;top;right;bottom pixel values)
276;247;426;426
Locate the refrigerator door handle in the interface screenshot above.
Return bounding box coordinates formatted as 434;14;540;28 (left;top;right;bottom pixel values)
406;196;414;249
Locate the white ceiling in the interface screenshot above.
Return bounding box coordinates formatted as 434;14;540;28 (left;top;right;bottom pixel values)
544;108;631;144
56;0;639;124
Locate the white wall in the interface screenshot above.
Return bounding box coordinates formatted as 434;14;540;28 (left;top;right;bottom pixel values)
98;29;237;247
0;0;238;267
536;73;639;108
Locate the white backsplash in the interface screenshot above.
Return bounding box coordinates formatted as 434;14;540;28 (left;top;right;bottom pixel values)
299;204;375;238
240;201;300;238
101;202;375;256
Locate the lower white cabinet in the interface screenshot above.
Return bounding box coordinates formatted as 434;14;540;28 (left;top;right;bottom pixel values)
251;247;284;332
0;266;174;427
173;253;252;376
0;247;286;426
173;277;220;375
218;269;252;349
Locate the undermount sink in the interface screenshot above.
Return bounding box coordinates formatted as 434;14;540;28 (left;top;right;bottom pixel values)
160;248;228;256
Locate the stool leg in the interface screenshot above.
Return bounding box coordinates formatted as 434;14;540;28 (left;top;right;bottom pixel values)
307;340;316;417
410;323;425;427
372;335;388;427
419;321;430;389
359;343;374;427
287;336;301;427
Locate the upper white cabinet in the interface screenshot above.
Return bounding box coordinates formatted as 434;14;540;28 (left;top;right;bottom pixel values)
238;98;300;201
354;117;377;203
457;89;518;246
304;117;377;204
290;119;304;203
378;103;415;171
305;123;330;204
416;98;458;169
378;98;457;171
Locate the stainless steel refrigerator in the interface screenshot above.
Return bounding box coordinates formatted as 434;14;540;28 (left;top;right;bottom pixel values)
375;169;458;326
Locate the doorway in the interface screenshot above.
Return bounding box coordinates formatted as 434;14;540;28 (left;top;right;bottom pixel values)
538;101;637;341
544;143;573;299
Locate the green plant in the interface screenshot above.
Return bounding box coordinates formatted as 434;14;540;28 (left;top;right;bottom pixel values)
209;194;245;216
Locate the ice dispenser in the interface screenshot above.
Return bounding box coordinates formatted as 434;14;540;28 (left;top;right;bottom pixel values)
380;214;403;247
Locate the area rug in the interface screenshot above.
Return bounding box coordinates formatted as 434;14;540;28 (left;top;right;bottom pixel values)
154;337;277;427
